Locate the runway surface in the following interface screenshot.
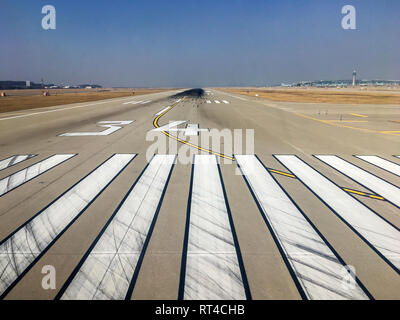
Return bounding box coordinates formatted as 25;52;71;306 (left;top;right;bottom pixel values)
0;88;399;300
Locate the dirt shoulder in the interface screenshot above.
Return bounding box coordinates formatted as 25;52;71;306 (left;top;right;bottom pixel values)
0;88;170;113
219;87;400;104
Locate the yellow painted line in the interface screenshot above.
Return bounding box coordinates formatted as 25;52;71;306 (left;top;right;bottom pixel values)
295;112;400;136
350;113;368;118
369;195;385;200
343;188;365;196
152;101;387;198
152;99;295;178
326;120;368;123
269;169;295;178
343;188;384;200
153;98;234;161
380;130;400;134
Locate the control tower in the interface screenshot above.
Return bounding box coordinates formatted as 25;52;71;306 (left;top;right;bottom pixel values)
352;70;356;86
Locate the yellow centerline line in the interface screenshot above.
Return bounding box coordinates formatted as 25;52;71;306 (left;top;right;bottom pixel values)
152;99;385;200
350;113;368;118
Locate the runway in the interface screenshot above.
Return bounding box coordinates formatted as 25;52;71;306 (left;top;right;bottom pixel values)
0;88;399;300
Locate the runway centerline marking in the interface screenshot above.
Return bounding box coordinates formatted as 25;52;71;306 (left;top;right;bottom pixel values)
0;154;136;299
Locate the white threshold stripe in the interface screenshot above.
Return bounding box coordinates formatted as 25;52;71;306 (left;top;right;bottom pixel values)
155;106;171;116
222;100;229;104
206;100;211;104
275;155;400;273
214;100;221;104
236;155;369;300
0;154;76;197
0;154;136;298
0;154;36;171
355;156;400;177
140;100;151;104
60;154;175;300
183;155;247;300
316;155;400;208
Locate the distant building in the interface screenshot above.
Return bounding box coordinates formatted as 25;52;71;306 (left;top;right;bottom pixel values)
352;70;356;86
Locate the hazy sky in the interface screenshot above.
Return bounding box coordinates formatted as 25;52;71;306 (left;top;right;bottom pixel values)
1;0;399;87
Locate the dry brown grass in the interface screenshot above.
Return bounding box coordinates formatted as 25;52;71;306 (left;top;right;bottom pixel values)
221;87;400;104
0;88;169;113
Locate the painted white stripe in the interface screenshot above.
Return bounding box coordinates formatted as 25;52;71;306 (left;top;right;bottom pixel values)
176;99;181;102
140;100;151;104
275;155;400;272
183;155;247;300
316;155;400;208
122;100;143;105
395;156;400;159
355;156;400;177
155;106;171;116
0;155;36;171
0;154;76;196
206;100;211;104
214;100;221;104
217;91;247;101
59;121;133;136
222;100;229;104
236;155;369;300
0;154;136;297
60;154;175;300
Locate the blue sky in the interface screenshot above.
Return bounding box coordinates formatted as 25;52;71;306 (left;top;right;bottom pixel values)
1;0;399;87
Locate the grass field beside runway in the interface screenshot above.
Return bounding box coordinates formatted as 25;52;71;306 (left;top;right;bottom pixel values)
220;87;400;104
0;88;170;113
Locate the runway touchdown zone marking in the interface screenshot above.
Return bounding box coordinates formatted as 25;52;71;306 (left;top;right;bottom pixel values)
0;154;136;299
179;155;250;300
236;155;370;300
58;154;175;300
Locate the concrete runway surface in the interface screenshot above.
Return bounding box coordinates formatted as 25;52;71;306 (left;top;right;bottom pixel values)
0;88;399;300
